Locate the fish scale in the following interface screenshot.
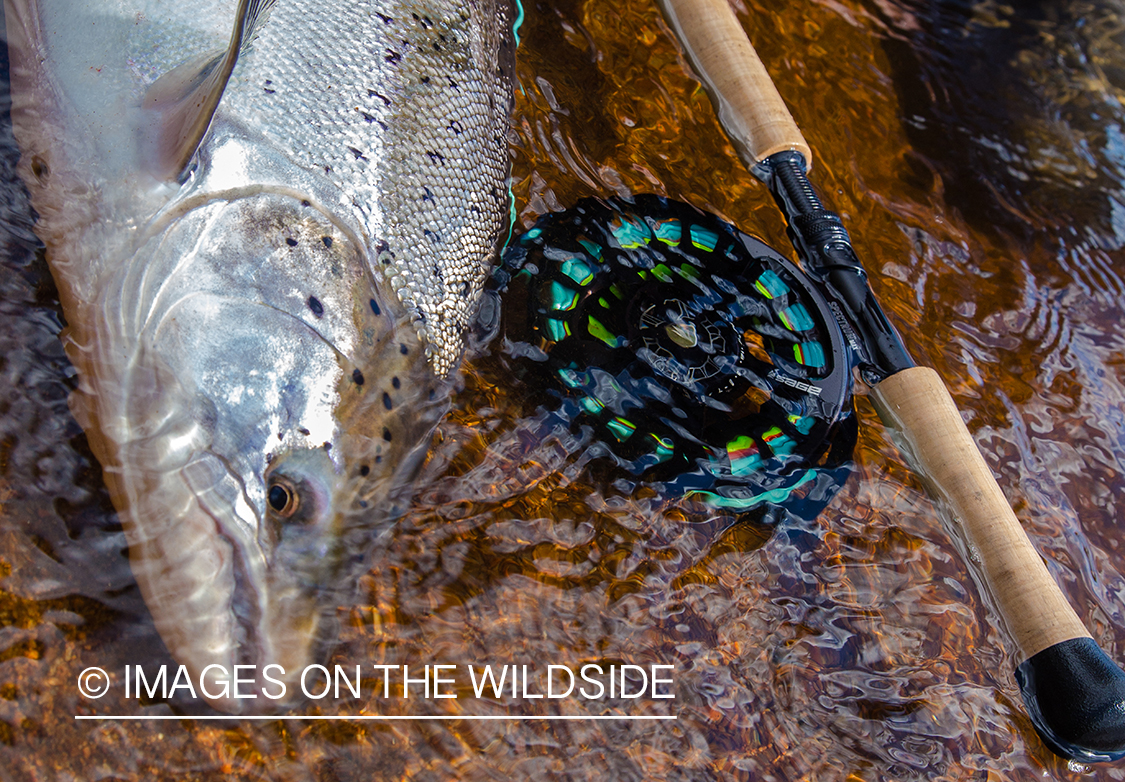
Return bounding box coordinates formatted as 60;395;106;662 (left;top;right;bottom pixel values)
223;0;515;375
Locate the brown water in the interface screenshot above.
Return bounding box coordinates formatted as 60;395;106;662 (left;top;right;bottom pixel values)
3;0;1125;779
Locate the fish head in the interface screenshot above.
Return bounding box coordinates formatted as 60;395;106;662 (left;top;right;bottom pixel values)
105;190;449;711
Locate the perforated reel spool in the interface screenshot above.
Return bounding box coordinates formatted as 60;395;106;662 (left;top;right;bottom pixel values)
497;195;857;520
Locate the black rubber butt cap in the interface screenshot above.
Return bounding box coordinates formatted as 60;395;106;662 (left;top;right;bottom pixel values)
1016;637;1125;762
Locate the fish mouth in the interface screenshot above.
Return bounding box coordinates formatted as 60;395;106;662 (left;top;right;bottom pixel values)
123;457;330;712
122;371;442;713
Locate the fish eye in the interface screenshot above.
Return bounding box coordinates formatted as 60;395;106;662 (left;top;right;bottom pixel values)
267;479;299;517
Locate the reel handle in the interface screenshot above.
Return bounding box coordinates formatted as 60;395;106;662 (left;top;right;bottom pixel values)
873;367;1125;761
659;0;812;170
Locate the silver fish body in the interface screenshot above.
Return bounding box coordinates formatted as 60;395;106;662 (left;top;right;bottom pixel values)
5;0;515;710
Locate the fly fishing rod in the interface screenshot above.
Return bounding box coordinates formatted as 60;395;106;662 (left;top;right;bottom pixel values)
654;0;1125;763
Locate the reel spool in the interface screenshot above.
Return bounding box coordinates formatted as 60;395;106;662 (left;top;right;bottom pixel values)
495;195;858;521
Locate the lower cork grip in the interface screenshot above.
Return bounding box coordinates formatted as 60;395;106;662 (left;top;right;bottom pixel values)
872;366;1125;761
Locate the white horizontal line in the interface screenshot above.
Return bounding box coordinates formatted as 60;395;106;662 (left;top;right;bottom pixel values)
75;714;677;721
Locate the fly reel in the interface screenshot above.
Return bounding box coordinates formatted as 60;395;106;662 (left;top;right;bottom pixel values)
494;195;858;520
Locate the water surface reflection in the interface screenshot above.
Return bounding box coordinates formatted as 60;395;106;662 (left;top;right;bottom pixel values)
3;0;1125;779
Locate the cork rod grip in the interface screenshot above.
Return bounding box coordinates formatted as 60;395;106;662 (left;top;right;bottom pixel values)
871;367;1089;659
872;368;1125;760
658;0;812;169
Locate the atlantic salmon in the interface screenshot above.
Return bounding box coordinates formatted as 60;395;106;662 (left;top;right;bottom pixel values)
4;0;516;710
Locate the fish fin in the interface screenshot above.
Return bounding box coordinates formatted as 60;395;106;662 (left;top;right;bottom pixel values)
141;0;277;180
236;0;278;55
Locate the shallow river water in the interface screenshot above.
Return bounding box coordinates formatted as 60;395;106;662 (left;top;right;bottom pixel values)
4;0;1125;779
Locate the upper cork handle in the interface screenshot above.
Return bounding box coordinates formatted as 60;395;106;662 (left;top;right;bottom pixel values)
658;0;813;169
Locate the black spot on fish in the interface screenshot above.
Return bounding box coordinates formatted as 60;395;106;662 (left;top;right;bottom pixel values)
264;87;275;94
383;392;392;410
323;441;332;452
421;76;430;84
353;368;365;386
349;147;367;161
460;281;470;296
358;500;368;509
359;110;376;123
376;12;392;23
422;186;434;203
432;42;441;51
426;151;445;165
302;199;311;207
322;236;333;248
370;299;380;316
428;388;436;400
376;239;394;264
368;90;391;106
308;296;324;317
392;376;401;390
448;120;463;135
382;428;392;442
447;77;458;90
423;229;440;244
375;455;382;464
324;165;332;173
299;427;311;436
385;49;401;64
286;237;297;247
31;157;48;181
400;344;409;355
359;464;370;477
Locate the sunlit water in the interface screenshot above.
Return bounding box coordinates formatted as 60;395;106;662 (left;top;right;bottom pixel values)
3;0;1125;779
